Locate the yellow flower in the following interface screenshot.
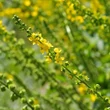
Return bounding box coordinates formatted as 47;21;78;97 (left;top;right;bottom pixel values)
28;33;36;41
73;69;77;74
29;33;53;54
91;0;105;14
58;0;64;2
23;0;31;6
54;48;64;64
45;55;52;63
90;94;97;102
39;39;53;53
75;16;84;23
70;3;74;10
77;83;87;94
28;33;36;45
28;33;41;45
67;1;71;6
0;20;2;26
31;11;38;17
55;56;64;65
66;1;76;22
40;44;48;53
54;48;61;54
0;8;21;17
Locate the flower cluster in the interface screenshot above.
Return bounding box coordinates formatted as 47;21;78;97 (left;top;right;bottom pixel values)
0;20;6;33
28;32;53;54
91;0;105;14
13;15;65;65
66;1;84;23
0;8;21;17
28;33;65;65
54;48;65;65
0;1;39;19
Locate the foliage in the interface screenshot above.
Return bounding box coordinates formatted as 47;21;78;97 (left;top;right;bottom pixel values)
0;0;110;110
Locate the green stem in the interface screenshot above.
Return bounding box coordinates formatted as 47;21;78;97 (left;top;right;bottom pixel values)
0;80;34;110
63;65;110;106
